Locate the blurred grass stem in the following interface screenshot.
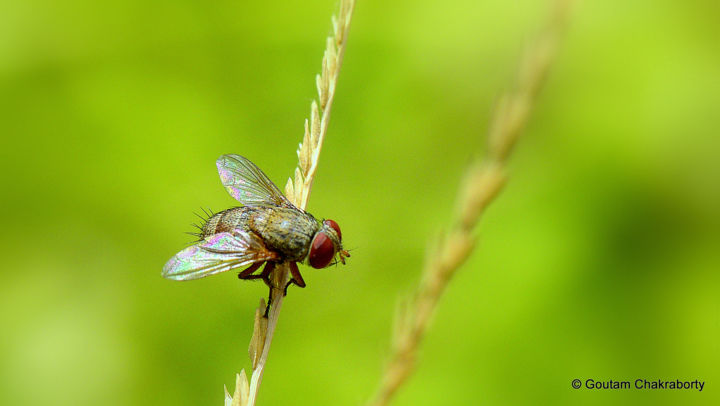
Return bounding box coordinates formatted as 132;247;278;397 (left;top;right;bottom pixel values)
366;2;570;406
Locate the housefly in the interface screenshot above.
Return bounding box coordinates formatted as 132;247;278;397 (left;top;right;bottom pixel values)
162;154;349;291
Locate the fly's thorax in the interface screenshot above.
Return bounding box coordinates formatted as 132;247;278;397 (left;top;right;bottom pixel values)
248;206;320;261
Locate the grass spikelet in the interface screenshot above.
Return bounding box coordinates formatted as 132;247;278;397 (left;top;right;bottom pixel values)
226;1;356;405
366;2;570;406
224;370;249;406
248;299;268;369
288;0;355;210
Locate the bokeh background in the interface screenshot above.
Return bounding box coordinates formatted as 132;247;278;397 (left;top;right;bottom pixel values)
1;0;718;405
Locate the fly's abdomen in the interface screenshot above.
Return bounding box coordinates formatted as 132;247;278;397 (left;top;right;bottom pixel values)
202;207;249;238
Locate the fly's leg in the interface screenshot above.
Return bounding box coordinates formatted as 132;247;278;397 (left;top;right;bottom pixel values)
259;262;276;289
237;262;275;316
237;262;303;315
288;261;307;288
259;262;277;317
237;262;263;279
284;262;306;296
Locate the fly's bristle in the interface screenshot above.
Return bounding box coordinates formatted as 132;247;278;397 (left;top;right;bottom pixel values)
187;206;218;242
187;207;217;241
201;207;215;218
195;207;216;219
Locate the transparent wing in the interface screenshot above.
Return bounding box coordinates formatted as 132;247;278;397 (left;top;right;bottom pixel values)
162;231;279;281
216;154;294;208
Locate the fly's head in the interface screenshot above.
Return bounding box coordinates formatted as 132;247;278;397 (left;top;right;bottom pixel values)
307;219;350;269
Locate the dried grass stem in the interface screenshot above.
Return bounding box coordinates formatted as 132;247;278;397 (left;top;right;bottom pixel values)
225;1;356;405
367;2;570;405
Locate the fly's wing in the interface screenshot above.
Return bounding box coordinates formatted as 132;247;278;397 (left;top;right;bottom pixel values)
217;154;295;208
162;231;279;281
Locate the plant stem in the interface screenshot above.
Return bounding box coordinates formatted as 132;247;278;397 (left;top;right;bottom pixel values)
367;2;571;405
247;265;288;405
227;2;356;405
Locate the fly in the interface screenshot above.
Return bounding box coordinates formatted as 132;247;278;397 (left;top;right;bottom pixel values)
162;154;349;292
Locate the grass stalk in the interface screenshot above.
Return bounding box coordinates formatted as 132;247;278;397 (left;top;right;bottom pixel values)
366;2;571;406
224;1;356;405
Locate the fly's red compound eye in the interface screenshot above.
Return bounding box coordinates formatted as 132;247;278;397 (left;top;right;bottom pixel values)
309;232;335;269
323;219;342;241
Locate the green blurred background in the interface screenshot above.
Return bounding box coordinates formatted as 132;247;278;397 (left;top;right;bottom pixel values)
1;0;718;405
